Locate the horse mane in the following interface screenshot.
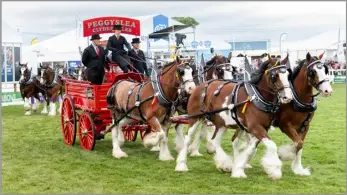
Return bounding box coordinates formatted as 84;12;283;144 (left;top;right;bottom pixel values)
206;56;216;66
292;56;319;80
248;60;271;84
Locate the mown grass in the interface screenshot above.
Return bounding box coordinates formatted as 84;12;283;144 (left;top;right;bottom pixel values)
2;84;346;194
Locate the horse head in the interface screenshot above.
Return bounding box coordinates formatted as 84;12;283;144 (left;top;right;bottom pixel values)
303;52;332;96
40;64;54;85
261;53;293;104
174;56;196;94
19;62;30;83
205;55;238;80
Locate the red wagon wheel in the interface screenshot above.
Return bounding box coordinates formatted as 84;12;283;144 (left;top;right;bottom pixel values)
123;129;138;142
78;112;96;151
60;95;77;146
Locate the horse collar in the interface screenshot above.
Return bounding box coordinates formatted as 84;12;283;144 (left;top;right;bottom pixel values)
289;80;317;112
46;70;59;88
152;73;178;108
244;82;280;113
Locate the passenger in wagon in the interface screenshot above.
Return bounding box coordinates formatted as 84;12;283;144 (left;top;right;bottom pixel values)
107;24;132;73
81;34;109;85
127;38;149;77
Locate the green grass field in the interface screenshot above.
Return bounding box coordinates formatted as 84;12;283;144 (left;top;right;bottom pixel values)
2;84;346;194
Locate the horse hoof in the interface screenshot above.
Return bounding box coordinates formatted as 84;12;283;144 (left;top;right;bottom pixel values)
150;146;160;152
159;155;174;161
293;167;311;176
24;111;32;116
231;169;247;178
189;151;203;157
112;150;128;159
175;162;189;172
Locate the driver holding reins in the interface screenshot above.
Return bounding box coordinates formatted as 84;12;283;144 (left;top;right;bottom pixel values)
107;24;132;73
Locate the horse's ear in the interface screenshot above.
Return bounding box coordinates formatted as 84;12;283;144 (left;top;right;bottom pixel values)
268;54;274;65
228;52;232;61
318;51;325;60
306;52;312;62
281;53;289;65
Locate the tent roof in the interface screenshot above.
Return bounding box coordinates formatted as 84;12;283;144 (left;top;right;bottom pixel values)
148;25;191;39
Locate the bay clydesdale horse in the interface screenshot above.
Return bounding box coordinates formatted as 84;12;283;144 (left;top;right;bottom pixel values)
173;54;239;156
106;57;196;161
40;64;67;116
232;52;333;176
175;54;294;180
19;63;48;115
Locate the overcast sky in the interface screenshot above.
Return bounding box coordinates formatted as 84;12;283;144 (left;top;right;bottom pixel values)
2;1;346;46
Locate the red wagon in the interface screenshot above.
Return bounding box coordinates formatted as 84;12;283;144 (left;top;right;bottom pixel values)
60;68;152;151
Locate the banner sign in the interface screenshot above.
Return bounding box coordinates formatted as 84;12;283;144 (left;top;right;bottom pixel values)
67;61;82;71
83;16;141;37
333;75;346;83
5;46;13;82
153;14;168;42
14;47;20;81
1;46;4;82
1;92;22;103
228;41;268;51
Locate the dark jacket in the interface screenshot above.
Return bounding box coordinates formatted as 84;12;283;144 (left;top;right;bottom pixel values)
82;44;108;70
128;49;149;76
107;35;131;55
81;44;109;84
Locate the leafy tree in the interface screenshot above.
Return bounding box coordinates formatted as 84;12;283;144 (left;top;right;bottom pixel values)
172;17;199;28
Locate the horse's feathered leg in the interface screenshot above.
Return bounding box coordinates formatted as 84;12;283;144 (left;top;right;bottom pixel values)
158;123;174;161
278;125;310;176
24;97;32;116
188;122;207;157
175;119;202;172
174;124;185;153
112;118;130;158
211;126;233;172
143;117;165;149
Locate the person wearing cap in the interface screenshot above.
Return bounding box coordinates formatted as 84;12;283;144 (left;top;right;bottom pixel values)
107;24;132;73
81;34;109;85
127;38;149;76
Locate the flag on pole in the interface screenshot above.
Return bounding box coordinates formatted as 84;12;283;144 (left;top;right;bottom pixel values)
30;38;38;45
198;53;206;83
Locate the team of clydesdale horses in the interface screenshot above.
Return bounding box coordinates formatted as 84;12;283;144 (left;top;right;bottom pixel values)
172;52;332;180
18;63;84;116
19;51;333;180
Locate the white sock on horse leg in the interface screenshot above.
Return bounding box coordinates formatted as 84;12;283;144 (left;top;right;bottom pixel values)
291;148;311;176
175;121;200;172
159;136;174;161
150;144;160;151
24;97;30;110
232;136;258;178
41;103;48;114
213;127;233;172
188;124;206;157
32;98;40;112
175;124;185;153
112;121;128;158
261;138;283;180
206;126;216;154
48;103;57;116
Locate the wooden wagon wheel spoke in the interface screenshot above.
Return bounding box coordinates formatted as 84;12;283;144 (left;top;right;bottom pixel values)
78;112;96;151
60;95;77;146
